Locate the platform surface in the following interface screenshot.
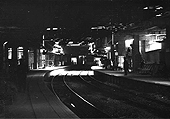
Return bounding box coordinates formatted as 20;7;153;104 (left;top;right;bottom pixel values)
94;69;170;86
5;69;79;119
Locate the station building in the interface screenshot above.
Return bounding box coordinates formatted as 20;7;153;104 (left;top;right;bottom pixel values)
115;13;170;72
0;11;170;77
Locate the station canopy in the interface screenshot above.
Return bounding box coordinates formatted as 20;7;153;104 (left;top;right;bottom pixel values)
0;0;169;50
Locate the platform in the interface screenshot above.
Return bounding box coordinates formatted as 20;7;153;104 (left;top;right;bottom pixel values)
5;69;79;118
94;69;170;86
93;69;170;95
5;67;170;118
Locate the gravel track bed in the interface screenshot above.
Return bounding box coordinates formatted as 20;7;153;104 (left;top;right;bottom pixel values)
50;75;170;118
65;76;158;118
84;76;170;111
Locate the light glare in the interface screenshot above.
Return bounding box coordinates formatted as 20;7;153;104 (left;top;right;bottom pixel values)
47;28;50;30
53;28;58;30
71;103;75;107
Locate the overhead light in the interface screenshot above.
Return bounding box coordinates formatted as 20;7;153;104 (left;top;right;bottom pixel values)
47;28;50;31
91;27;98;30
143;6;154;10
156;13;162;17
53;28;58;30
145;34;166;37
156;6;163;10
91;26;105;30
47;27;58;31
143;6;149;10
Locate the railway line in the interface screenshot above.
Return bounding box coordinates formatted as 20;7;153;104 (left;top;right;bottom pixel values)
45;70;170;118
45;73;110;118
79;74;170;118
85;75;170;106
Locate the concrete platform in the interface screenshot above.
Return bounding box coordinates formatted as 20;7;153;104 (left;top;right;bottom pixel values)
5;67;169;118
93;69;170;94
5;69;79;119
94;69;170;86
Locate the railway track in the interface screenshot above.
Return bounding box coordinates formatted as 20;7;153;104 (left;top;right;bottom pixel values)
45;73;110;118
64;73;170;118
45;70;170;118
86;75;170;106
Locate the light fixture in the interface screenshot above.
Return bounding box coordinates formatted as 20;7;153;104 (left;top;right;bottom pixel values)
46;28;50;31
143;6;154;10
145;34;166;37
53;28;58;30
91;26;105;30
156;13;162;17
47;27;58;31
156;6;163;10
143;6;149;10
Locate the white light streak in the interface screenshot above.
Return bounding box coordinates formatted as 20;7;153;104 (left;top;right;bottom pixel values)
53;28;58;30
145;34;166;37
47;28;50;31
156;13;162;17
91;66;103;70
156;6;163;10
143;7;148;9
71;103;75;107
